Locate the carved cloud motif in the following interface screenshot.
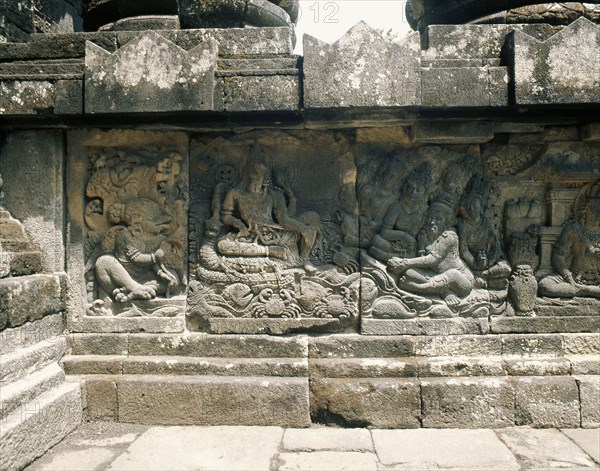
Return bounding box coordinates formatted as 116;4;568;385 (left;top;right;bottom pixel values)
85;31;218;113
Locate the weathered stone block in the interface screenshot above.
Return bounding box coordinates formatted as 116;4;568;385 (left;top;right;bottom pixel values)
421;377;514;428
0;313;64;355
0;274;64;329
582;122;600;142
514;376;580;427
511;18;600;104
70;317;186;334
68;333;129;356
85;31;217;113
0;130;65;272
576;375;600;427
419;357;504;377
422;67;508;107
414;335;503;357
0;80;55;115
310;358;418;378
410;121;495;144
84;376;118;421
504;357;571;376
492;316;600;334
282;428;373;452
502;334;563;356
562;333;600;355
220;73;299;112
309;335;414;359
0;382;82;471
128;333;308;358
303;22;421;108
117;375;310;427
361;318;489;335
310;378;421;428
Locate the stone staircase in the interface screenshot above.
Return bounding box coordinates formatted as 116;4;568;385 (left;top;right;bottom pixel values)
0;277;83;471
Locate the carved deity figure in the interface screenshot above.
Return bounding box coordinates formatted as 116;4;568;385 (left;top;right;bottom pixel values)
368;163;432;262
387;201;475;308
457;175;511;288
95;198;179;302
539;181;600;298
219;163;319;265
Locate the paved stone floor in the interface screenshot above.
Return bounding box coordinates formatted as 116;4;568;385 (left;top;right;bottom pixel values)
26;423;599;471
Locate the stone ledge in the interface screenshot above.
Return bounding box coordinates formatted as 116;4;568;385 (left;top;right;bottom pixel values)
491;316;600;334
361;318;490;335
68;316;185;334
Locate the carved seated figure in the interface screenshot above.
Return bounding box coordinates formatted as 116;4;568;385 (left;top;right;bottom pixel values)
95;198;179;302
387;201;475;308
218;163;319;268
539;181;600;298
457;175;511;289
368;163;431;262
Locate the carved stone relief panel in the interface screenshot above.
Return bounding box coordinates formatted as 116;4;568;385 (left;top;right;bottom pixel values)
355;132;600;335
188;130;360;334
67;131;188;333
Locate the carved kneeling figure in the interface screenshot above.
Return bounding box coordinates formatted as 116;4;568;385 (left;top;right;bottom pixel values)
95;198;179;302
387;202;475;308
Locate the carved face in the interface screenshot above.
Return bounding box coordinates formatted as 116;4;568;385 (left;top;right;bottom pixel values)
461;194;483;220
424;205;449;239
125;199;172;235
247;164;268;192
402;180;425;204
217;165;237;188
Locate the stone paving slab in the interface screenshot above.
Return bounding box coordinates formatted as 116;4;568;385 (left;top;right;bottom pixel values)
562;429;600;464
283;428;373;452
496;427;598;469
278;451;378;470
371;429;520;470
26;424;600;471
107;426;284;471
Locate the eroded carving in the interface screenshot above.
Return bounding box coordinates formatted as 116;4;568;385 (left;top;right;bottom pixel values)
84;149;187;317
188;137;360;332
539;180;600;299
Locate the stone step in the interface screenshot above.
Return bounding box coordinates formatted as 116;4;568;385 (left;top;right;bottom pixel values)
79;374;310;427
0;362;65;420
310;355;599;378
310;375;590;429
61;355;308;377
0;336;67;383
0;313;64;355
0;381;82;471
69;333;308;358
310;333;600;357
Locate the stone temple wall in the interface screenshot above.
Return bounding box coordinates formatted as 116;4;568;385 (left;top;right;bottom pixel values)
0;1;599;468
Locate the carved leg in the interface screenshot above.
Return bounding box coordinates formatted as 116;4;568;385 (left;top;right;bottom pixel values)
95;255;157;302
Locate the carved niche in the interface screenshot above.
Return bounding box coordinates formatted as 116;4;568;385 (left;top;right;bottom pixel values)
188;131;360;333
83;146;188;317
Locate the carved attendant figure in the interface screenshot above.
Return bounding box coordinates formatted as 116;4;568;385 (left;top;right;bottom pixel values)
368;163;432;261
457;175;511;287
95;198;179;302
539;181;600;298
387;201;475;307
